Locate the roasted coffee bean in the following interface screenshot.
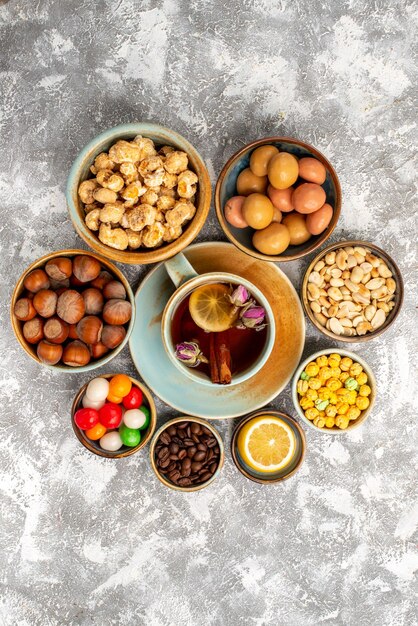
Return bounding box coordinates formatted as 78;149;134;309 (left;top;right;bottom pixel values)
191;461;202;473
181;457;191;471
214;446;220;454
167;425;177;436
178;449;187;460
200;472;212;482
191;422;201;435
197;443;207;452
177;422;188;429
206;449;214;462
183;438;195;447
201;426;212;436
160;432;171;445
187;446;197;458
169;442;179;454
207;438;217;448
178;477;192;487
172;436;183;446
191;434;200;444
167;461;177;472
158;457;171;469
189;474;199;482
168;469;181;482
209;462;217;474
177;429;186;439
193;450;206;462
169;454;179;461
186;425;191;437
158;446;170;460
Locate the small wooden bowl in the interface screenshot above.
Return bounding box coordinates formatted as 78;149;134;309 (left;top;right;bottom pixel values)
302;240;404;342
10;249;135;371
71;373;156;458
66;123;211;265
215;136;341;262
292;349;376;434
231;409;306;484
150;416;224;492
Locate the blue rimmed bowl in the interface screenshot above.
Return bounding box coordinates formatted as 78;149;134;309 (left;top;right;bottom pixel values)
215;136;341;262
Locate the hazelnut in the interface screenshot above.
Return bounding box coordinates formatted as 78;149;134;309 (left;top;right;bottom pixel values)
101;325;126;349
43;317;69;344
72;255;101;283
89;342;109;359
23;269;50;293
82;288;104;315
37;340;63;365
68;324;79;339
14;297;37;321
62;340;91;367
76;315;103;344
102;299;132;325
103;281;126;300
33;289;58;318
49;278;70;291
23;317;44;344
57;290;85;324
91;270;113;290
45;257;73;281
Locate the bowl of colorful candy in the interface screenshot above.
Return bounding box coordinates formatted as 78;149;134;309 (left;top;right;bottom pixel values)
71;373;156;457
292;349;376;433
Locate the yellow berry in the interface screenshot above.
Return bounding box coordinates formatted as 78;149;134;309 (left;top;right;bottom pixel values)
325;417;335;428
347;407;361;421
356;396;370;410
305;407;319;420
359;384;371;397
326;378;342;391
306;388;318;401
337;402;349;415
297;379;308;395
305;363;319;377
350;362;363;377
325;404;337;417
340;372;350;383
308;377;322;390
313;415;326;428
316;355;328;367
329;353;341;363
336;415;349;429
340;357;353;371
300;397;314;410
356;372;368;386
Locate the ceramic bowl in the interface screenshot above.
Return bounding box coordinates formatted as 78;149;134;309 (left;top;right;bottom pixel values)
292;348;376;434
301;240;404;342
231;409;306;484
215;136;341;262
10;249;135;372
71;373;156;458
150;416;224;492
66;123;211;265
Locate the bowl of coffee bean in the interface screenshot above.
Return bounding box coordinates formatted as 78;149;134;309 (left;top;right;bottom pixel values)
150;416;224;491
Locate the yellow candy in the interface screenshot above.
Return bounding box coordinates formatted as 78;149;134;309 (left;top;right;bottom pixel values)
326;378;342;391
359;384;371;397
336;415;349;429
346;390;358;405
336;388;349;398
300;397;314;410
297;379;308;395
340;372;350;383
306;388;318;401
305;363;319;377
337;402;349;415
305;407;319;420
308;377;322;390
329;366;342;378
329;392;338;405
325;417;335;428
356;372;368;386
356;396;370;410
316;355;328;367
347;407;361;421
340;357;353;371
329;353;341;364
319;367;332;381
318;388;331;400
350;362;363;377
313;415;326;428
325;405;337;418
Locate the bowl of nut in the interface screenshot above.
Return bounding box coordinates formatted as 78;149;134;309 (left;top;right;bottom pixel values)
302;241;404;341
11;250;135;371
292;349;376;433
66;123;211;265
150;416;224;491
215;136;341;262
71;373;156;458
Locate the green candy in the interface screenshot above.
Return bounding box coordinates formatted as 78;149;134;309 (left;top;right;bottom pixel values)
119;424;141;447
300;371;310;381
315;399;329;411
345;377;359;391
138;405;150;430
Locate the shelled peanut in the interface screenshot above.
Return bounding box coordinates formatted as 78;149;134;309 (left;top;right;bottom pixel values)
306;245;396;337
297;353;372;430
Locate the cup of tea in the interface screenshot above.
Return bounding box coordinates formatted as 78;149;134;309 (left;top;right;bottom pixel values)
161;253;276;386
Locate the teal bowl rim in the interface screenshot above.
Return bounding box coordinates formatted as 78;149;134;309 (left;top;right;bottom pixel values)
291;348;377;434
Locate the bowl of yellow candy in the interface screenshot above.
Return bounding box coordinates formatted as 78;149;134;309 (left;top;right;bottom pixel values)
292;349;376;433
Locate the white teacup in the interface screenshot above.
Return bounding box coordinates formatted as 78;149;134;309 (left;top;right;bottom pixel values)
161;253;276;386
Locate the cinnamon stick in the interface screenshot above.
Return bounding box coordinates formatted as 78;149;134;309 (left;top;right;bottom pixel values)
209;332;220;384
215;331;232;385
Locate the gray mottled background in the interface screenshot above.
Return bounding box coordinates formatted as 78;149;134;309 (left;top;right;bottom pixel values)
0;1;417;625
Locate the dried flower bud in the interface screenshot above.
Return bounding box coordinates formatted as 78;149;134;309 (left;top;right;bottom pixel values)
229;284;250;307
238;305;266;330
175;341;208;367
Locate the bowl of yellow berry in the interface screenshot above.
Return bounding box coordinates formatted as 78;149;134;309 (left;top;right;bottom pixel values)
292;349;376;433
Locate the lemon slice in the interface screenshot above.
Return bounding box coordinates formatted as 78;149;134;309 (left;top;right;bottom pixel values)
237;416;296;473
189;283;237;332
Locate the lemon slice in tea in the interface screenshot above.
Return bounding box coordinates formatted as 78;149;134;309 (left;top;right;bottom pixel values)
189;283;237;332
237;416;296;473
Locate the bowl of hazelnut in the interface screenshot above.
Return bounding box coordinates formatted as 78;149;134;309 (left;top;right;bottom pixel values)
66;123;211;265
215;136;341;262
11;250;135;371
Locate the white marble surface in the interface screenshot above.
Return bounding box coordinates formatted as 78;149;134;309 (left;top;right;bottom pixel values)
0;1;417;625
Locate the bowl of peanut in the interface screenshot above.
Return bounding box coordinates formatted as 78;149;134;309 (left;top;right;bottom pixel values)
292;349;376;433
302;241;404;341
66;123;211;265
